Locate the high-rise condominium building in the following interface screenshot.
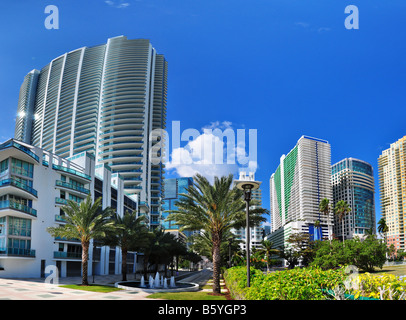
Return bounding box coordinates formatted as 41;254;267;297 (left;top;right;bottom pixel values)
378;135;406;250
14;36;167;227
332;158;376;240
232;171;264;250
268;136;332;249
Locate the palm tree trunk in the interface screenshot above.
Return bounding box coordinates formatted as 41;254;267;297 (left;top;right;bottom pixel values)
212;236;222;294
82;241;89;285
122;247;128;281
341;218;345;247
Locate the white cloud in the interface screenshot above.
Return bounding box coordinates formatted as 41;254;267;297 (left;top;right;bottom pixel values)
165;121;257;182
105;0;130;9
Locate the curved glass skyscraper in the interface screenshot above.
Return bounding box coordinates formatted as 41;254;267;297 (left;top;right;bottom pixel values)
14;36;167;226
332;158;376;239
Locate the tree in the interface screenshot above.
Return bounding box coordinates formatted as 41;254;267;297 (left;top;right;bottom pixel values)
377;218;389;243
334;200;351;244
311;237;387;272
47;194;115;285
319;198;331;242
139;227;176;277
257;240;280;272
101;210;150;281
166;174;267;294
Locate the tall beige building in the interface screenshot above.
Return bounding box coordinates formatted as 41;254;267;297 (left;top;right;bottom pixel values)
378;135;406;250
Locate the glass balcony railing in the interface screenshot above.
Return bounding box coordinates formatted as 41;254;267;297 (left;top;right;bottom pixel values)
56;180;90;194
55;215;68;222
0;200;37;217
55;197;68;205
0;178;38;197
0;140;39;162
0;248;36;257
52;164;91;181
53;251;82;259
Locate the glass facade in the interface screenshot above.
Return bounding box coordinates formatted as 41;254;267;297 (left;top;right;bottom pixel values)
332;158;376;238
162;177;193;230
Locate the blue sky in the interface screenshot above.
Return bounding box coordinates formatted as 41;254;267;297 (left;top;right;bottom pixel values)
1;0;405;225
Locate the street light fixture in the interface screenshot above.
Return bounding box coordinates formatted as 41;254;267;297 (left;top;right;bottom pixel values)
235;180;261;287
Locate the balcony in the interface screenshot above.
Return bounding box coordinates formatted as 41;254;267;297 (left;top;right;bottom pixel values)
0;200;37;218
0;248;36;258
0;178;38;199
55;197;68;205
55;214;68;223
52;164;91;182
0;140;39;164
56;180;90;195
53;251;82;260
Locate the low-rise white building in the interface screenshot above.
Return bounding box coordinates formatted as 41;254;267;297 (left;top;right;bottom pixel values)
0;138;143;278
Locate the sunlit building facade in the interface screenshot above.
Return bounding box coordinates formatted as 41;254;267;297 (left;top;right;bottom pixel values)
268;136;333;250
14;36;167;228
378;136;406;250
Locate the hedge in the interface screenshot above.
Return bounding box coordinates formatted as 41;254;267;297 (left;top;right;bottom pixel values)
224;266;406;300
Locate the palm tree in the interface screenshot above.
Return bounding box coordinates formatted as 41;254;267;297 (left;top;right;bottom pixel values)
47;194;115;285
319;198;331;242
377;218;389;244
334;200;351;244
257;240;279;273
166;173;267;294
102;211;150;281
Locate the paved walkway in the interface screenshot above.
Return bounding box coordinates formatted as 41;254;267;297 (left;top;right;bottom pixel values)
0;270;210;300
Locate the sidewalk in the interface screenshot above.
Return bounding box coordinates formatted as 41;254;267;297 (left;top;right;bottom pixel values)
0;270;201;300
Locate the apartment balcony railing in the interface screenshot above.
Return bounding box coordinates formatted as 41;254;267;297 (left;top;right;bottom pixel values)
0;178;38;197
0;248;36;257
0;200;37;217
52;164;91;181
53;251;82;259
56;180;90;194
55;214;68;222
55;197;68;205
0;140;39;162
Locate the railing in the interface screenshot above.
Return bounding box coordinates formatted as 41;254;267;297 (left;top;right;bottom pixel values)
0;178;38;197
0;140;39;162
52;164;91;181
0;248;36;257
0;200;37;217
53;251;82;259
56;180;90;194
108;161;143;166
55;215;67;222
55;197;68;205
102;154;142;161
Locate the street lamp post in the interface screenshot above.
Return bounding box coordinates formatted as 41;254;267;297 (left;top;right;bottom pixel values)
235;180;261;287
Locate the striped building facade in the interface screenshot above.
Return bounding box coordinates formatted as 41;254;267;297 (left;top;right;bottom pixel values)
14;36;167;228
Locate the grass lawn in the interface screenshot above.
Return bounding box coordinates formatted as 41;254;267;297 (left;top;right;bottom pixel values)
60;284;123;293
373;264;406;277
147;291;228;300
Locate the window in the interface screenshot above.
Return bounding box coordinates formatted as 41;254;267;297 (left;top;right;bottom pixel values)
8;217;31;237
11;158;33;178
0;159;8;176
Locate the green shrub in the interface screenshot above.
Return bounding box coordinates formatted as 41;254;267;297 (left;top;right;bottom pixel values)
225;266;347;300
